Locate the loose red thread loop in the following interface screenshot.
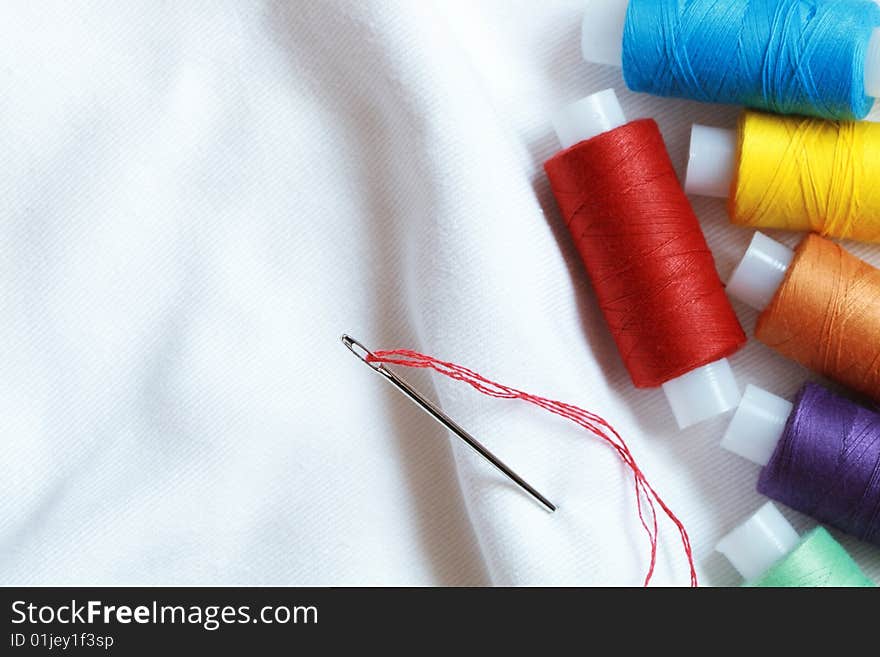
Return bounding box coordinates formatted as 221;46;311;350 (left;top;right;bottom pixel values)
367;348;698;587
544;119;746;388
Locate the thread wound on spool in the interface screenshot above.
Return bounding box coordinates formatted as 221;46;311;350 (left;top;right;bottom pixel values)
758;383;880;547
622;0;880;120
544;119;746;389
731;111;880;243
756;234;880;401
746;527;874;587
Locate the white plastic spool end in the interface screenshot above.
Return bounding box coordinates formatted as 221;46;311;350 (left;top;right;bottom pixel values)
661;358;740;429
684;125;737;198
726;232;794;311
716;502;800;582
721;384;793;466
865;28;880;98
581;0;628;67
551;88;627;149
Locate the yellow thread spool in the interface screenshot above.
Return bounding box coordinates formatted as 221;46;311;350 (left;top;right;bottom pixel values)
730;111;880;243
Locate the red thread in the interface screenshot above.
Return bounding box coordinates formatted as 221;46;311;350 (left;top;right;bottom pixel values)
544;119;746;388
367;348;698;587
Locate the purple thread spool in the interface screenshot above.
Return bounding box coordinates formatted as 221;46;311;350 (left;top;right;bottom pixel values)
721;382;880;546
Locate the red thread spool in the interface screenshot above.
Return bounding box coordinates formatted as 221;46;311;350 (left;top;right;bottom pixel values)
544;90;746;427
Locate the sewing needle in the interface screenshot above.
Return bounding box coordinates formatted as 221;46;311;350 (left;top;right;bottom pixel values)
341;335;556;513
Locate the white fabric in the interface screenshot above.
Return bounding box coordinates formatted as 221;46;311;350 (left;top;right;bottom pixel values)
2;0;879;586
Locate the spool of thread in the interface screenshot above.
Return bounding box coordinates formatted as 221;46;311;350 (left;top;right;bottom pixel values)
686;112;880;243
716;502;874;587
728;232;880;402
544;89;746;429
581;0;880;120
723;382;880;546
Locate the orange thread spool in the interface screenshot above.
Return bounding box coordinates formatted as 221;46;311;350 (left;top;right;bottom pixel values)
756;234;880;400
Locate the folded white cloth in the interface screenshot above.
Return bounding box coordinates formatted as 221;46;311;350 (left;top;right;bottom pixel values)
1;0;878;586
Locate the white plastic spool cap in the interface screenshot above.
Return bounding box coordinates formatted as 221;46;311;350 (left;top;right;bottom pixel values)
866;28;880;98
661;359;740;429
684;125;737;198
721;384;793;466
581;0;628;67
716;502;800;582
551;88;627;149
726;232;794;311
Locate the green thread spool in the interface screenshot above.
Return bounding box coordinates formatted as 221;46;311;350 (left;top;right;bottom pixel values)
717;502;875;587
747;527;873;588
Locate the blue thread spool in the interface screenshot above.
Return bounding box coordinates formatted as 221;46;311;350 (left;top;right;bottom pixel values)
582;0;880;120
